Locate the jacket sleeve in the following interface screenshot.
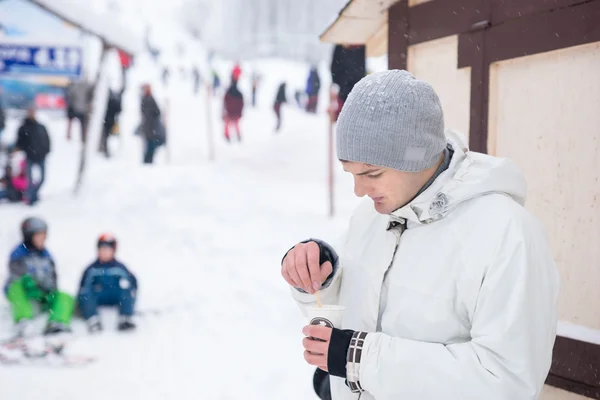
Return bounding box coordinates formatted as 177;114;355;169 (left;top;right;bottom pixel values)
78;265;93;294
129;269;138;290
289;239;344;316
351;219;560;400
5;255;27;292
45;252;58;291
121;263;138;290
15;125;26;151
43;125;51;153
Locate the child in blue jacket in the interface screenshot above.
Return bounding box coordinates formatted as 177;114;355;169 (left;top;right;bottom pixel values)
78;234;138;332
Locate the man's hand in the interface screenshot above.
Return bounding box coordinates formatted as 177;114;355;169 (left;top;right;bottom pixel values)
302;324;333;372
281;241;333;294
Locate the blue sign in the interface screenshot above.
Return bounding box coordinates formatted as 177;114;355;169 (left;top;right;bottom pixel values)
0;44;82;77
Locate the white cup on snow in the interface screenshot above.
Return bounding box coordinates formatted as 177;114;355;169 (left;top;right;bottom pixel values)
307;305;346;329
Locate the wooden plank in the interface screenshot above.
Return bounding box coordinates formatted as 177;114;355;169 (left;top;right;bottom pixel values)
388;0;408;69
486;0;600;63
408;0;491;45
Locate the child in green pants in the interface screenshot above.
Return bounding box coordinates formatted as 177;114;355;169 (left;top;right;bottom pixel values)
4;217;74;336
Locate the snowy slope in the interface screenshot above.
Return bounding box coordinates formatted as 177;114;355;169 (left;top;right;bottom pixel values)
0;58;360;399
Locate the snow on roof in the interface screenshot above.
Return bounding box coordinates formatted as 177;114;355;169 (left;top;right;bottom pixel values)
31;0;143;55
319;0;398;46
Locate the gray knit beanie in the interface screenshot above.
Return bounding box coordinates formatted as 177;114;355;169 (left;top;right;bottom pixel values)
336;70;446;172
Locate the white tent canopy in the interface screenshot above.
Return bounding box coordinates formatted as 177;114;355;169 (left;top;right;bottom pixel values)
32;0;143;55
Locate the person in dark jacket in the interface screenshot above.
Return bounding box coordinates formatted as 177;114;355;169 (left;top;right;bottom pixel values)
99;90;122;158
274;82;287;132
222;78;244;142
65;78;93;142
305;67;321;113
14;108;50;206
330;45;366;121
78;234;137;333
0;87;5;140
192;66;202;95
140;84;164;164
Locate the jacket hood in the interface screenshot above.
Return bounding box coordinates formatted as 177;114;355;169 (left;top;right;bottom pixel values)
390;130;527;225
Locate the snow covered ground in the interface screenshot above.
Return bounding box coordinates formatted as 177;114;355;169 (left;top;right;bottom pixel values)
0;58;361;399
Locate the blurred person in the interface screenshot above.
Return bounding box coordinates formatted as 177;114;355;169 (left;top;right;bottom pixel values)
330;45;366;121
273;82;287;133
222;77;244;142
0;158;28;203
14;107;50;206
305;66;321;113
4;217;74;337
0;87;5;141
99;89;123;158
232;63;242;81
140;84;165;164
78;234;138;333
117;49;133;91
192;66;202;95
294;89;306;109
212;69;221;96
281;71;559;400
162;67;170;86
251;71;261;107
65;77;93;142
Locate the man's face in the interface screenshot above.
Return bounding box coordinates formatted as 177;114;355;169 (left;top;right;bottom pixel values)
31;232;46;250
98;246;115;262
342;162;427;214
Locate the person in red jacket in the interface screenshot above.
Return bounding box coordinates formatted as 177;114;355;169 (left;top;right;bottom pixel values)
222;78;244;142
232;64;242;81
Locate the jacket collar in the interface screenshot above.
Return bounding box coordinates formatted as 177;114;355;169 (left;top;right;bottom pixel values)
389;132;469;227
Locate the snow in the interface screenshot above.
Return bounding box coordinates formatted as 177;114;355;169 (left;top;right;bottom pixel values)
557;321;600;346
0;57;360;399
31;0;143;54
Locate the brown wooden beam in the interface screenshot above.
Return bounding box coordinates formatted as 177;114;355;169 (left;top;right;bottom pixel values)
547;335;600;398
408;0;490;45
546;374;600;400
388;0;409;70
461;30;489;154
486;0;600;63
491;0;592;24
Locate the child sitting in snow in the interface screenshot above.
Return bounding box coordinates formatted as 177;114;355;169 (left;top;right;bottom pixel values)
0;158;28;203
78;234;138;332
4;217;74;336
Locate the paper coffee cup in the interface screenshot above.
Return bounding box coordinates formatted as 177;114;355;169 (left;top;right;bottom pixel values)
307;305;346;329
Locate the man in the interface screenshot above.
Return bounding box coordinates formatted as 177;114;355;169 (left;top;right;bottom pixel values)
223;77;244;142
65;77;93;142
78;234;137;333
99;89;122;158
330;44;365;121
281;70;559;400
15;107;50;206
305;66;321;113
0;87;5;141
5;217;74;336
273;82;286;133
140;84;164;164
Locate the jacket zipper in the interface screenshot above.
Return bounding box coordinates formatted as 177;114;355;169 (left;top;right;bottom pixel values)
375;218;406;332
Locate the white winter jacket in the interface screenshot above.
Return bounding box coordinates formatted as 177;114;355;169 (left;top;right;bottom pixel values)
292;134;560;400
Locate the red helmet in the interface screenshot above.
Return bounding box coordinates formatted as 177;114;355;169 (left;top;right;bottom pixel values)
97;233;117;250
